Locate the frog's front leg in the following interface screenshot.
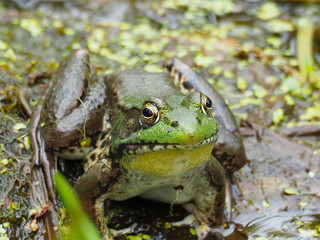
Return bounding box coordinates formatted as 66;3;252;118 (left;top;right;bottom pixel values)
190;157;226;240
172;157;226;239
194;157;226;228
74;158;124;240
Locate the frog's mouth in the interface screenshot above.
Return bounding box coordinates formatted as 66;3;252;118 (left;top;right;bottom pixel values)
120;133;218;155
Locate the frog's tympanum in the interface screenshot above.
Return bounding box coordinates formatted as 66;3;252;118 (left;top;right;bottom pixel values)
38;50;245;239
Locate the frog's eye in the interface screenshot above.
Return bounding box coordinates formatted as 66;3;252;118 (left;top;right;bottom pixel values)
140;102;160;127
201;94;213;115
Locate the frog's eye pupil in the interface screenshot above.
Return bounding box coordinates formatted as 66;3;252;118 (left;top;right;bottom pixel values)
140;102;160;127
206;97;212;109
143;108;153;118
200;94;213;115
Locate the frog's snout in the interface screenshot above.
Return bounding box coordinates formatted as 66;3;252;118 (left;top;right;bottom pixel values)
166;115;209;145
169;115;202;130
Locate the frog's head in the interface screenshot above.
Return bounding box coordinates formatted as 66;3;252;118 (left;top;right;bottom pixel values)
106;70;219;177
111;91;218;153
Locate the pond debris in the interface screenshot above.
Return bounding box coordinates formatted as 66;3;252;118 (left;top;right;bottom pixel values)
29;219;39;232
13;123;27;133
283;188;299;196
126;233;151;240
0;223;9;240
20;18;43;37
268;19;294;33
189;227;196;236
297;17;316;83
0;85;18;111
256;2;281;20
0;40;9;50
272;108;285;125
299;102;320;121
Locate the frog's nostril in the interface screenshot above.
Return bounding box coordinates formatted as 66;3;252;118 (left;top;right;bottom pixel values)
196;117;201;124
171;121;179;127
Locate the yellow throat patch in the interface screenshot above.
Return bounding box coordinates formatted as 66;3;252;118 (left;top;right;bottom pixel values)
122;144;213;178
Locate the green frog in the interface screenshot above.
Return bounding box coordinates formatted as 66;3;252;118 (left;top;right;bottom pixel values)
37;49;243;239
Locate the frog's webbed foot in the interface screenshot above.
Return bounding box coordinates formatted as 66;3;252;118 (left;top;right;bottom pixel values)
100;226;113;240
225;176;233;222
171;213;205;239
98;210;137;240
171;213;197;227
171;214;225;240
109;223;138;238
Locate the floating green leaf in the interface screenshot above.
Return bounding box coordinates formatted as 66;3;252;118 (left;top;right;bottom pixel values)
0;224;9;240
13;123;27;133
127;233;151;240
283;188;299;195
20;18;43;37
223;69;234;79
280;76;301;93
300;102;320;121
257;2;281;20
0;40;8;50
189;227;196;235
284;95;295;106
253;84;268;98
269;19;294;33
210;0;235;16
3;49;17;61
262;200;270;208
272;108;285;124
266;36;282;48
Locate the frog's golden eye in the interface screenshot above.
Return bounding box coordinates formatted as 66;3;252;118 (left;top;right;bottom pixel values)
201;94;213;115
140;103;160;127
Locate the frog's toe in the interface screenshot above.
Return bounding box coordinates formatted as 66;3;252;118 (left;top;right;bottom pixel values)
226;176;233;222
171;213;197;227
101;230;113;240
102;234;113;240
170;214;208;240
171;214;227;240
109;223;138;237
195;223;227;240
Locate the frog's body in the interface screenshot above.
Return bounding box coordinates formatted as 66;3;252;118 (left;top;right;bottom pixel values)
38;50;244;239
73;69;225;238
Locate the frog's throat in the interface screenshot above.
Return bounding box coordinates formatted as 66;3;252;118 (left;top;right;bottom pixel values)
121;144;214;178
120;133;217;156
